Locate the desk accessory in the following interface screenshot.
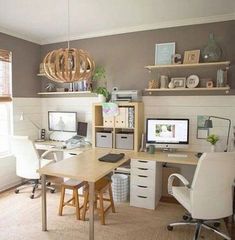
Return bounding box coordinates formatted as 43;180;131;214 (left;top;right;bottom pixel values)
148;145;156;154
98;153;125;163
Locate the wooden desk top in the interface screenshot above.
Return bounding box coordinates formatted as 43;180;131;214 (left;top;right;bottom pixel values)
38;148;198;182
38;148;130;182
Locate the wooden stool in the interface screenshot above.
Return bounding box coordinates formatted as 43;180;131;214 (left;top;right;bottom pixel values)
82;177;115;225
59;179;87;220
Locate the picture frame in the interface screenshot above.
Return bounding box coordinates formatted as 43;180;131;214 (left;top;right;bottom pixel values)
197;115;209;139
183;50;200;64
155;42;175;65
171;77;186;88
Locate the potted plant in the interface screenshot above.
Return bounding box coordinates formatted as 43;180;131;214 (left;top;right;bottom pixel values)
206;134;219;152
95;87;110;103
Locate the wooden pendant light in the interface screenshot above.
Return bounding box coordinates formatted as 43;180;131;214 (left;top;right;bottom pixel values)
42;0;95;83
43;48;95;83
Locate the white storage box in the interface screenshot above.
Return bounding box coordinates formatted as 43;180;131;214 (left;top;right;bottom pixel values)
96;132;113;148
111;174;129;202
116;133;134;150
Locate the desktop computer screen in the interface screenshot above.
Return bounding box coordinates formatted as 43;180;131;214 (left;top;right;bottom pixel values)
146;118;189;149
48;111;77;132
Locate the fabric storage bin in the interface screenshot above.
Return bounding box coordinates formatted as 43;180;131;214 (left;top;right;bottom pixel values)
116;133;134;150
111;174;129;202
96;132;113;148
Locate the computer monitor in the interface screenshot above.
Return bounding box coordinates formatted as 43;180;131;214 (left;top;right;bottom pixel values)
146;118;189;150
48;111;77;132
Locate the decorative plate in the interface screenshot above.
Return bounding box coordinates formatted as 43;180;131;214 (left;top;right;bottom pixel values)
186;75;199;88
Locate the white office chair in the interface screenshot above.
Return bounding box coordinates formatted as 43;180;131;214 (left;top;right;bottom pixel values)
167;152;235;240
11;136;62;199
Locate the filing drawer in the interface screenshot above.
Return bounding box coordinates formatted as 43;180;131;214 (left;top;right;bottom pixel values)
130;192;155;209
131;184;155;197
131;174;155;188
96;132;113;148
131;159;156;170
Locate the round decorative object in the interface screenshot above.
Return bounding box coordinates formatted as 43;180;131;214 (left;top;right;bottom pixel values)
168;81;175;89
148;79;159;89
202;33;222;62
43;48;95;83
186;75;199;88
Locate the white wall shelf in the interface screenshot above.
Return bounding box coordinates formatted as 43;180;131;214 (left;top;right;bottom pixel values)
37;91;97;97
144;61;230;70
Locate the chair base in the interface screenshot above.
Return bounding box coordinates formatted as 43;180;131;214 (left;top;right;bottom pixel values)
167;218;231;240
15;179;55;199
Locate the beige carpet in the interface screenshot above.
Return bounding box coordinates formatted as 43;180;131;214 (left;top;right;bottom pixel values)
0;189;226;240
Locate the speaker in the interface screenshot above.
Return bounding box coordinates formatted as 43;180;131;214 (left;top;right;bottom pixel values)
40;129;46;140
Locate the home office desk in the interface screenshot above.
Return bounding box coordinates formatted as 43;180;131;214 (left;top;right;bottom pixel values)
38;148;198;240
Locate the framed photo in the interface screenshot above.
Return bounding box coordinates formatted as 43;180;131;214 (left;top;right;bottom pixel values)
171;77;186;88
197;115;209;139
183;50;200;64
155;42;175;65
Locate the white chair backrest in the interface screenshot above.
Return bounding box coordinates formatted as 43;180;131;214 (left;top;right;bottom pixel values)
191;152;235;219
11;136;40;180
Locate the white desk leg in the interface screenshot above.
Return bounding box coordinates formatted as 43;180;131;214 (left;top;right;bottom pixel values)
41;174;47;231
88;182;95;240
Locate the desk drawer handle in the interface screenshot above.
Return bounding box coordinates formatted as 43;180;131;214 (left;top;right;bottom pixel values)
137;185;147;188
137;195;147;199
138;175;148;178
100;135;107;138
138;160;148;163
138;167;148;171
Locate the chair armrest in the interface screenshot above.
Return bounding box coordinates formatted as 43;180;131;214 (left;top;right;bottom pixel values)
40;149;63;162
168;173;190;195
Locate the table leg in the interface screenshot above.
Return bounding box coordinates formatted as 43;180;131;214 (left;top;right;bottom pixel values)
88;182;95;240
41;174;47;231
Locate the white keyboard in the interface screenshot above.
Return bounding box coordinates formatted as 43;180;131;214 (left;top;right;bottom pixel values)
167;153;188;158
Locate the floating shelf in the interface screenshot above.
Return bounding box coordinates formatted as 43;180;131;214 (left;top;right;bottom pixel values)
145;86;230;93
37;91;97;97
145;61;230;70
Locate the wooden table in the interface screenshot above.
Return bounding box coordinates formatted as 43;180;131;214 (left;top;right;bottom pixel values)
38;148;130;240
38;148;198;240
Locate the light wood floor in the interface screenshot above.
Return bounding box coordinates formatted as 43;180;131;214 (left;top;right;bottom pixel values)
0;188;230;240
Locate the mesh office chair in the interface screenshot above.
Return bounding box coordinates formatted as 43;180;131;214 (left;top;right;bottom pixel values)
167;152;235;240
11;136;62;199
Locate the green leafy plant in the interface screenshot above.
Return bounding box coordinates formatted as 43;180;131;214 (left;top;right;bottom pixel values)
93;66;106;82
207;134;219;145
95;87;110;99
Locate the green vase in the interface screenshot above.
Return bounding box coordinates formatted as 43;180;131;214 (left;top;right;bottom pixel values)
202;33;222;62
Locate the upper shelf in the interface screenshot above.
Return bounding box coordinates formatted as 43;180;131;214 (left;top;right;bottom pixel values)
145;61;230;70
37;91;97;97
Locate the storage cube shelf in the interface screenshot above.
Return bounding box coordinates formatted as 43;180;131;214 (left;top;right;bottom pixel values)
92;102;144;152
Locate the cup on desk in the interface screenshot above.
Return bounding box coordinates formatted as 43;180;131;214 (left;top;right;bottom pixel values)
148;145;155;154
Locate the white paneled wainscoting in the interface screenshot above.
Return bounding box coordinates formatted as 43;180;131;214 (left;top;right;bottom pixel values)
1;95;235;191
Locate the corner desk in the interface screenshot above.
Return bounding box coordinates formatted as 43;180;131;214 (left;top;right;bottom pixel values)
38;146;198;240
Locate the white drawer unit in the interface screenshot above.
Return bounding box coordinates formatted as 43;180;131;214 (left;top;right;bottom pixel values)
130;159;162;210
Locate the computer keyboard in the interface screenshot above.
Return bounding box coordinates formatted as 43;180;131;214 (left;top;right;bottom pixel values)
167;153;188;158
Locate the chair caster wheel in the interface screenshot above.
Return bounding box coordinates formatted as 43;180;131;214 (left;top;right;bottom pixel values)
167;225;173;231
213;222;220;228
183;215;189;221
46;182;51;186
50;189;55;194
15;189;19;194
30;195;34;199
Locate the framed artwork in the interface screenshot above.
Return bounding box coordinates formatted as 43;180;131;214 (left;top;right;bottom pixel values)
183;50;200;64
155;42;175;65
197;115;209;139
171;77;186;88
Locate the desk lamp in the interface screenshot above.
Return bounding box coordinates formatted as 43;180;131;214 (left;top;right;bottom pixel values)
204;116;231;152
20;112;44;141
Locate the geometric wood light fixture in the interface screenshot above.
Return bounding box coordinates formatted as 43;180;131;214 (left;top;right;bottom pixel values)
43;0;95;83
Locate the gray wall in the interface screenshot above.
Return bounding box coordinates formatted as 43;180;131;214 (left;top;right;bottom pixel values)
41;20;235;93
0;32;41;97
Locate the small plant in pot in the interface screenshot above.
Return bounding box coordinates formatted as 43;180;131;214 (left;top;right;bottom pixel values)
207;134;219;152
95;87;110;103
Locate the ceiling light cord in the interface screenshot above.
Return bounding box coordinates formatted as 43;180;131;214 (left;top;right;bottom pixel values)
67;0;70;49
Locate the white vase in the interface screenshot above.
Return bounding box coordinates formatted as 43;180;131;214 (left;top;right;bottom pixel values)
211;145;216;152
97;94;106;103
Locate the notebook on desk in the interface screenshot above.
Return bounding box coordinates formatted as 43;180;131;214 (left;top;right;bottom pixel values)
98;153;125;163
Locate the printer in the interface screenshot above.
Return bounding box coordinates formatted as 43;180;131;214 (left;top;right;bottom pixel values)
111;90;142;102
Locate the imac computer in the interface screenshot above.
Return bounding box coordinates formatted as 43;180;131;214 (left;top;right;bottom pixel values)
146;118;189;151
48;111;77;132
